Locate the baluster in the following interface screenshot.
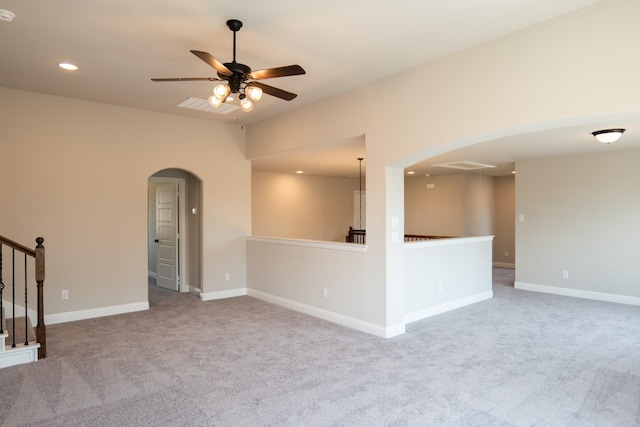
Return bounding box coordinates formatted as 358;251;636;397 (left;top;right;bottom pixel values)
11;248;16;348
24;252;29;345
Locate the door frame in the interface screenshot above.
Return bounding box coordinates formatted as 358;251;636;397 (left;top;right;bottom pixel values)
149;177;188;292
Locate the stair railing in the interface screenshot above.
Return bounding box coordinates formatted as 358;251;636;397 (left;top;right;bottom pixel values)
0;236;46;359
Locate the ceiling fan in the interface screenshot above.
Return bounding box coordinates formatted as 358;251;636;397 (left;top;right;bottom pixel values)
151;19;306;111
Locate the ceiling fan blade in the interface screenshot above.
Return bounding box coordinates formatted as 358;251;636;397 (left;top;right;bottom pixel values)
250;82;298;101
151;77;222;82
248;65;306;80
190;50;232;76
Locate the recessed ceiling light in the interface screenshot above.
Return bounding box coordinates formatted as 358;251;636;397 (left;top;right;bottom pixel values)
58;62;78;71
407;171;415;175
295;170;304;174
0;9;15;22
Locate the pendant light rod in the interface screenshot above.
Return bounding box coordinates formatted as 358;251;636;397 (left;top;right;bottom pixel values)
358;157;364;229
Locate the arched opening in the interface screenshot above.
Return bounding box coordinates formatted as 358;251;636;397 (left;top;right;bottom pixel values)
148;168;202;297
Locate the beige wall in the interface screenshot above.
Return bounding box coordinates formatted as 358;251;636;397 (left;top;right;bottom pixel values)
463;174;494;237
405;174;465;236
246;0;640;328
404;173;495;237
405;172;513;263
1;88;250;317
252;171;361;242
3;0;639;329
516;148;640;297
493;176;516;266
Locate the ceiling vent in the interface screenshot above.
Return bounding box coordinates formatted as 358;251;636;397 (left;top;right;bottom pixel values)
176;97;239;115
432;160;497;171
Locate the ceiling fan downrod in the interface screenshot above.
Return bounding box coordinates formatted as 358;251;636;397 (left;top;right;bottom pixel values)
226;19;243;63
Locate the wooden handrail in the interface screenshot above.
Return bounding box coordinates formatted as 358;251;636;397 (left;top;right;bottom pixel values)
0;235;46;359
0;235;36;257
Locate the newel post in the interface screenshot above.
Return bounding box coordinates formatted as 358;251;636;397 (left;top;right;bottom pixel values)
35;237;46;359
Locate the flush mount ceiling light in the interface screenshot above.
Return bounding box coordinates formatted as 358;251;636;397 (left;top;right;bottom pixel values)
592;128;625;144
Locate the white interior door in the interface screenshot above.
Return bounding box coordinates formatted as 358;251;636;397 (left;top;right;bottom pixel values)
156;182;179;291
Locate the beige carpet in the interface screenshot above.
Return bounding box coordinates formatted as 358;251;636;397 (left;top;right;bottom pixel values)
0;268;639;426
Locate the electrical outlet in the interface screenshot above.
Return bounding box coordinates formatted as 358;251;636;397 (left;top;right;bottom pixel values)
61;290;69;300
322;288;328;299
562;270;569;279
225;273;230;281
504;251;509;257
438;283;443;293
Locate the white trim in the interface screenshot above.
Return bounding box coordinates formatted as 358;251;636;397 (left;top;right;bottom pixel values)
404;291;494;324
404;235;494;250
514;282;640;307
200;288;247;301
247;236;367;252
45;301;149;325
247;289;405;338
0;343;40;368
493;262;515;269
149;176;188;293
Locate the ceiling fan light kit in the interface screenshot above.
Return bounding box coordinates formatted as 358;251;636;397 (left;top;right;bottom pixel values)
152;18;305;112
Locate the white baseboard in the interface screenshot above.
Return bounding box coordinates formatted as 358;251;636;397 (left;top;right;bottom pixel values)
493;262;515;269
247;289;405;338
514;282;640;307
404;291;494;324
148;271;157;279
45;301;149;325
200;288;247;301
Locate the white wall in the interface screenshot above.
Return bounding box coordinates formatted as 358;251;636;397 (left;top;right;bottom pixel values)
0;88;250;320
404;236;494;323
252;171;360;242
515;148;640;300
246;0;640;330
245;236;397;335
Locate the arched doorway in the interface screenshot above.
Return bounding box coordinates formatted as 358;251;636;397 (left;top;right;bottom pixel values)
148;168;202;294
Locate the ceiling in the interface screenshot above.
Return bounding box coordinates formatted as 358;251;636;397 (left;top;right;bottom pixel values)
4;0;637;178
408;120;640;178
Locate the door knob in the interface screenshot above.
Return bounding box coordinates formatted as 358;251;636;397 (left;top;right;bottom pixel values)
154;239;159;243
